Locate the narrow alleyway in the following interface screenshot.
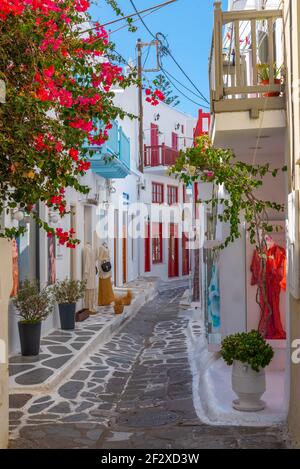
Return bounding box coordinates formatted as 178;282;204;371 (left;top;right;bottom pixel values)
10;286;286;449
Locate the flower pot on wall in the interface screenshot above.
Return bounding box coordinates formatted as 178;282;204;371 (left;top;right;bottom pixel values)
18;322;41;356
58;303;76;330
261;79;281;97
232;360;266;412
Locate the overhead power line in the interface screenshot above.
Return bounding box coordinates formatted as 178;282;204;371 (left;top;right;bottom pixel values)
128;0;209;105
101;0;178;28
159;66;209;110
160;63;208;102
129;0;157;40
110;8;162;35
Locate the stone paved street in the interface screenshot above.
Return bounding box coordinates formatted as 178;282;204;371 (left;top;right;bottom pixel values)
10;287;287;449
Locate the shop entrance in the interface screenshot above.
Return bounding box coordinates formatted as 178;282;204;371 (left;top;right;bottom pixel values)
122;211;127;285
168;223;179;278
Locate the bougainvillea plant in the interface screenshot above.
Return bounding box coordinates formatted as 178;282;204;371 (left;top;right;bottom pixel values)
170;135;287;336
0;0;139;247
145;87;165;106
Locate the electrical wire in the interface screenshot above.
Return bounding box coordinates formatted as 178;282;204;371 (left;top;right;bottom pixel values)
161;43;210;104
109;6;163;35
129;0;157;40
128;0;209;105
159;66;209;109
160;63;208;102
143;45;152;68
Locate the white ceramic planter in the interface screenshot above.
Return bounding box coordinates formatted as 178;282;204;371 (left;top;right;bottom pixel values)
232;360;266;412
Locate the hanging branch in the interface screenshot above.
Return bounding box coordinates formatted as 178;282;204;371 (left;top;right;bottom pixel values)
170;135;287;337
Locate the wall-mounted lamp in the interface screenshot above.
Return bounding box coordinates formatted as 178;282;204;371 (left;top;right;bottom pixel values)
154;113;160;122
175;123;180;131
49;213;59;224
12;210;25;222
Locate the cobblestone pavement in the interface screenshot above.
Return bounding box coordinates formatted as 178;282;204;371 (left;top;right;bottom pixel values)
10;287;287;449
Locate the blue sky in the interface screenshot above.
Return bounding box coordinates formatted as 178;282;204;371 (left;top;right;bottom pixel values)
90;0;227;117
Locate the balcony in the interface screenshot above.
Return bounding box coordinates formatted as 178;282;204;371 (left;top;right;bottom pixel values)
210;2;285;118
88;120;130;179
144;144;179;170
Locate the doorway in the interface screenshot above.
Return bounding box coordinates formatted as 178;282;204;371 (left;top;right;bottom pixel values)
122;211;127;285
168;223;179;278
145;220;151;273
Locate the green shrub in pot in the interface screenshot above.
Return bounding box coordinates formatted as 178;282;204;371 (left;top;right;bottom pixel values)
53;279;86;331
220;330;274;412
14;280;54;356
221;330;274;372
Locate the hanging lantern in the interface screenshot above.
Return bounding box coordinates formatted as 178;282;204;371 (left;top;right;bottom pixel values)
12;210;25;222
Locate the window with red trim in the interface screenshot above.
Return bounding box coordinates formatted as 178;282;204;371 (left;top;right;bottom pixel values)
152;222;163;264
167;185;178;205
152;182;164;204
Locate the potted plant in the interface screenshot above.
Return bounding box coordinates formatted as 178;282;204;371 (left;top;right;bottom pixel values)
53;279;86;330
14;280;53;356
114;296;124;315
123;290;133;306
258;63;282;97
221;330;274;412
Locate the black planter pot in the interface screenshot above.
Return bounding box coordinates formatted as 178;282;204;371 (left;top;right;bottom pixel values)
59;303;76;330
18;322;41;356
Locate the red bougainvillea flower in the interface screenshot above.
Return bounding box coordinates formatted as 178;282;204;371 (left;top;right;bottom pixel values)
77;160;91;172
69;148;79;161
0;0;137;248
144;87;165;106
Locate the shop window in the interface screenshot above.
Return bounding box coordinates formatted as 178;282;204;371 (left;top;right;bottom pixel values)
152;182;164;204
167;185;178;205
152;222;163;264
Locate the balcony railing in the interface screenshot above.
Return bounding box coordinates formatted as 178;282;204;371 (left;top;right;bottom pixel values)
210;1;285;116
88;121;130;179
144;144;179;168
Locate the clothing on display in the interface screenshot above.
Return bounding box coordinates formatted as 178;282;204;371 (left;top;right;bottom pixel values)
250;244;286;340
98;243;114;306
82;243;97;312
207;263;221;330
10;239;19;297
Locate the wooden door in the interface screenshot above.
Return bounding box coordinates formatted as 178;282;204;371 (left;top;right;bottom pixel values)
122;212;127;284
182;232;190;276
168;223;179;278
145;221;151;273
151;123;159;166
172;132;178;150
114;209;118;286
70;205;77;280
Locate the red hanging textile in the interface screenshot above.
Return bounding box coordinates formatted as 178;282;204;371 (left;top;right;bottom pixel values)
250;245;286;340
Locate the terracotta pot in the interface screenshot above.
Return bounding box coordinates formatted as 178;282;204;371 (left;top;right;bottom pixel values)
114;304;124;315
123;298;132;306
261;78;281;97
232;360;266;412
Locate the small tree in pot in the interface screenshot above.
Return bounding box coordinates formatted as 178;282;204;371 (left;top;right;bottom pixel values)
221;330;274;411
53;279;86;331
14;281;54;356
